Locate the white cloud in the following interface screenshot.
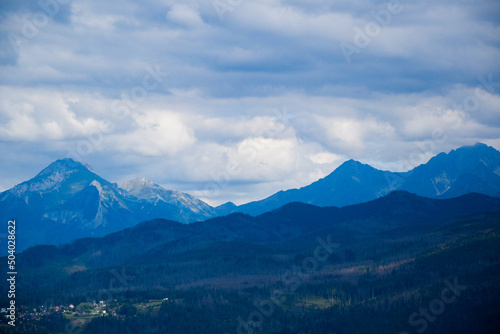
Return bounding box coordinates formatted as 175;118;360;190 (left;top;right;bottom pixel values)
312;115;395;153
308;152;342;165
0;87;110;142
166;4;204;27
0;0;499;204
110;110;196;156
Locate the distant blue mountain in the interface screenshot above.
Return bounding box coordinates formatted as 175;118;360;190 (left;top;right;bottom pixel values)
19;191;500;266
0;159;215;251
226;143;500;216
1;143;499;251
399;143;500;198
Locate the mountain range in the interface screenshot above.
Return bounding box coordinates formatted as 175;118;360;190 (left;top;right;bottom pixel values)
0;159;215;251
1;142;499;251
2;144;500;333
15;191;500;288
226;142;500;215
9;191;500;333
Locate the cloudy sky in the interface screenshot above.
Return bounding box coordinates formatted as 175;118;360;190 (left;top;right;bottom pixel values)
1;0;500;205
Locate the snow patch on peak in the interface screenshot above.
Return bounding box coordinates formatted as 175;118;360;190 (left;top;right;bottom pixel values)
41;158;85;175
11;170;76;197
119;177;156;192
90;180;103;194
431;172;451;196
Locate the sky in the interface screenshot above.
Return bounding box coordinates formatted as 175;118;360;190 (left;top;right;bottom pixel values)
0;0;500;206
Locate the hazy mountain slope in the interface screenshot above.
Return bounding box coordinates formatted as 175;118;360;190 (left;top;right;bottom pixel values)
231;143;500;216
119;177;216;223
7;191;500;334
236;160;398;216
2;143;500;251
15;191;500;269
401;142;500;198
0;159;215;251
0;159;136;249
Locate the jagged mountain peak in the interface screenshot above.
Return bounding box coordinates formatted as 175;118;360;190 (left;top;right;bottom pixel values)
472;142;489;148
216;201;237;209
429;142;499;163
36;158;90;177
119;177;157;192
117;177;214;217
229;143;500;216
335;159;364;169
0;159;219;251
324;159;380;178
8;158;98;198
311;158;388;190
214;201;238;216
399;144;495;180
456;142;500;163
119;177;196;199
